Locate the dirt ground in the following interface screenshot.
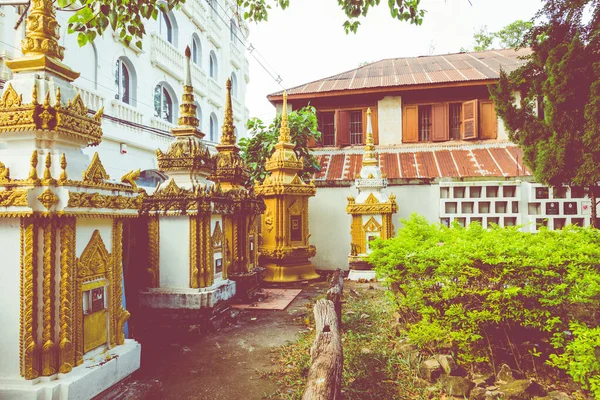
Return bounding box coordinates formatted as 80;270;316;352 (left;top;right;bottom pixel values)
97;280;329;400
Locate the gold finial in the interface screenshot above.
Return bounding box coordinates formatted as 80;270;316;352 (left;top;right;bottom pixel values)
173;46;200;133
28;150;40;183
59;153;67;182
362;107;378;167
42;152;56;184
32;85;38;105
219;78;236;145
55;87;61;107
278;91;291;143
5;0;80;81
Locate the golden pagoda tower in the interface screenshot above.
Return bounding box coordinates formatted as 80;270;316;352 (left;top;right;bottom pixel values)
346;108;397;281
211;79;264;294
255;92;319;282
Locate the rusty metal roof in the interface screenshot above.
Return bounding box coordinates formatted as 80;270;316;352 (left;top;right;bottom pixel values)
269;48;531;99
311;142;531;182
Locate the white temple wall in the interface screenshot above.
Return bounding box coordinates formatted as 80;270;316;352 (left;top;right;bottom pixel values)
159;217;190;288
76;219;114;255
0;219;22;378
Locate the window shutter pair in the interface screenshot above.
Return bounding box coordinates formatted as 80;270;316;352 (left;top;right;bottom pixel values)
462;99;497;140
403;104;448;142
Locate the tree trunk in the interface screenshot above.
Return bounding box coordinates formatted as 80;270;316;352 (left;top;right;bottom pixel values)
302;299;343;400
326;269;344;327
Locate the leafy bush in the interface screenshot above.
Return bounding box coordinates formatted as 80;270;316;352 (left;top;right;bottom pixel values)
369;214;600;396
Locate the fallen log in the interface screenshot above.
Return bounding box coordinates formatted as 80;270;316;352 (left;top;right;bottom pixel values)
301;298;343;400
326;269;344;327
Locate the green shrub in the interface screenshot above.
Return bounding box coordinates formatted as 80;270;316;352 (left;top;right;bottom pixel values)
369;214;600;396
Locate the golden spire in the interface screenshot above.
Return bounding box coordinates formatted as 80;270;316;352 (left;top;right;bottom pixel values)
59;153;67;182
362;108;378;167
42;152;55;184
5;0;79;81
278;91;292;144
219;78;236;146
172;46;202;138
28;150;40;184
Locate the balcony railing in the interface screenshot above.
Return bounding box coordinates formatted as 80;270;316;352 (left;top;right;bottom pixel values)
208;78;223;106
73;85;104;112
191;63;207;97
182;0;208;31
110;99;144;125
230;44;243;69
150;117;175;134
150;33;184;80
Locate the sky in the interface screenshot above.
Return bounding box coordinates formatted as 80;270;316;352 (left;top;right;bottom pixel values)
243;0;543;121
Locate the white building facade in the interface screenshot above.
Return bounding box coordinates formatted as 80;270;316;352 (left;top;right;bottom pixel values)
0;0;250;179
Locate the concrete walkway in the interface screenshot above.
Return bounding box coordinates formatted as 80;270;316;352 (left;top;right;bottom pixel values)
96;280;328;400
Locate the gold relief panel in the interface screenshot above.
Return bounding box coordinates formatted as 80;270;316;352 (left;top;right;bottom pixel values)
0;188;29;207
67;191;142;210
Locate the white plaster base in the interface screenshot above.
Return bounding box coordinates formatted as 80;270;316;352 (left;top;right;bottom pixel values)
138;279;236;309
347;269;377;282
0;339;141;400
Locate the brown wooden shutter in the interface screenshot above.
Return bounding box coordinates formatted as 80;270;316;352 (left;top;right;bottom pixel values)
431;103;449;142
337;110;350;146
371;107;379;145
479;100;497;140
402;105;418;143
461;99;479;140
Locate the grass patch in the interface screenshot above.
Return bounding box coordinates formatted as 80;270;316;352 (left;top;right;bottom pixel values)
265;284;431;399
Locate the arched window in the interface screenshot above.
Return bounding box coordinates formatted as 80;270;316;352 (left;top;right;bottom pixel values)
191;35;201;66
154;83;175;123
230;72;238;98
209;113;218;142
209;50;218;80
115;58;134;105
159;10;173;44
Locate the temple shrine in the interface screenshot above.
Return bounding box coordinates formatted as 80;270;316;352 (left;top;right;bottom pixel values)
346;108;398;280
255;92;319;282
0;0;143;397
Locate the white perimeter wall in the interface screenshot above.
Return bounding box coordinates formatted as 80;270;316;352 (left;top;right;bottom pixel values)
309;184;440;271
0;219;22;378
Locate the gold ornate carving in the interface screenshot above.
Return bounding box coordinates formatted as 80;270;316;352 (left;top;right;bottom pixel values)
41;218;57;376
120;169;140;190
189;216;199;288
67;191;142;210
58;218;75;373
212;221;223;250
0;161;10;183
38;188;59;210
147;216;160;288
112;220;129;345
78;230;110;278
365;193;380;205
364;216;382;232
0;84;23;108
156;138;214;172
0;189;29;206
21;219;40;379
220;78;236;146
82;153;109;184
289;200;302;215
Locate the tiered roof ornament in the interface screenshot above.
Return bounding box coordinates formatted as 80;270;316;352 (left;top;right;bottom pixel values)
210;78;250;190
156;47;214;177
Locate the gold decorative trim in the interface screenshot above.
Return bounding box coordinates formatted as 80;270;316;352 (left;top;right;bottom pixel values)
38;188;59;210
189;216;199;288
58;218;75;373
0;188;29;206
82;153;109;184
147;216;160;288
67;191;143;210
41;218;57;376
21;218;39;379
120;169;140;190
112;220;128;346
